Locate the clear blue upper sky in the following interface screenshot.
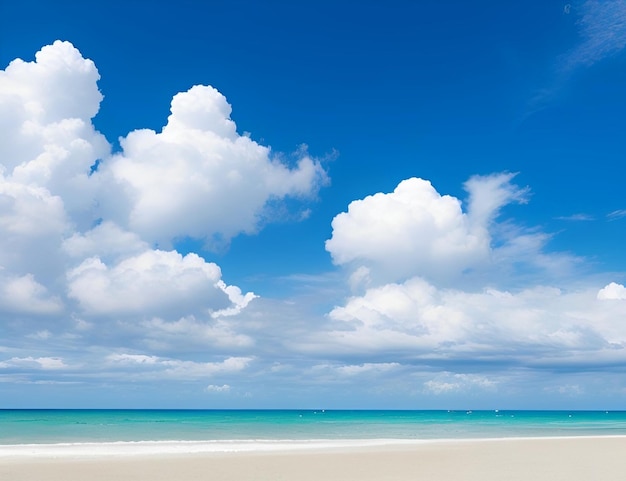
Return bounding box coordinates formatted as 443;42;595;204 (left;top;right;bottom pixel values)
1;0;626;409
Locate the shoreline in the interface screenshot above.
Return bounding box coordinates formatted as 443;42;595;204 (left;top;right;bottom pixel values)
1;436;625;481
2;434;626;456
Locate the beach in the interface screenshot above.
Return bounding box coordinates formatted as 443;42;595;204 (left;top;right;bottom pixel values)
2;436;625;481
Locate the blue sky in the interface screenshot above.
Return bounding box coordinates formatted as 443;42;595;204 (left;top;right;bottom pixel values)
1;0;626;409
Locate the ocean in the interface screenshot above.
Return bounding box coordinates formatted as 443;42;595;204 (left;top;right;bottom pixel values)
2;410;626;449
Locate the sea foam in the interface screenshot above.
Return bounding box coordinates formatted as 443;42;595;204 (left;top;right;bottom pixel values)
0;438;422;457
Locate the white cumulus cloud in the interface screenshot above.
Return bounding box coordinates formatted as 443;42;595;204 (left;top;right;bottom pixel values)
317;168;626;370
598;282;626;300
99;85;328;249
326;173;527;285
1;41;326;383
320;276;626;368
0;41;109;228
66;249;248;318
62;221;149;262
0;274;62;314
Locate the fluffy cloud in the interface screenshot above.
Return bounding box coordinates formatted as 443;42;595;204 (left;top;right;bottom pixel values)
3;40;626;407
318;175;626;377
0;174;70;285
1;39;327;277
314;275;626;372
326;177;483;284
598;282;626;300
326;173;527;285
0;41;109;228
0;177;68;238
62;221;149;262
66;249;251;317
99;85;328;248
0;41;102;126
0;274;62;314
0;41;327;392
0;42;110;311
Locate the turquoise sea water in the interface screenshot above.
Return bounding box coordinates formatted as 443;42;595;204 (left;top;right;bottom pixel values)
2;410;626;445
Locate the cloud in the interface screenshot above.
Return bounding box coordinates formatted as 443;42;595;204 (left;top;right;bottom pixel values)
66;249;249;317
325;177;483;284
464;172;528;227
607;209;626;221
62;221;148;262
0;41;109;228
1;38;327;265
0;274;62;314
0;41;102;125
544;383;584;396
99;85;329;249
333;362;400;376
561;0;626;71
206;384;231;393
313;175;625;375
556;213;594;221
527;1;626;117
106;353;252;380
0;40;336;400
0;173;70;285
325;173;531;286
3;41;626;407
598;282;626;300
0;177;68;237
140;316;254;351
318;277;626;371
424;373;496;395
0;356;67;370
107;353;159;365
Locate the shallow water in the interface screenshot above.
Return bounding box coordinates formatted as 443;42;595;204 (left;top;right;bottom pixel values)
2;409;626;445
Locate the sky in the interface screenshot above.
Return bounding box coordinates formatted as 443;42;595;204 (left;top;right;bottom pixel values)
1;0;626;409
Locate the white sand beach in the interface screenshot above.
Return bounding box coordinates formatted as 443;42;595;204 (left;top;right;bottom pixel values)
1;436;625;481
